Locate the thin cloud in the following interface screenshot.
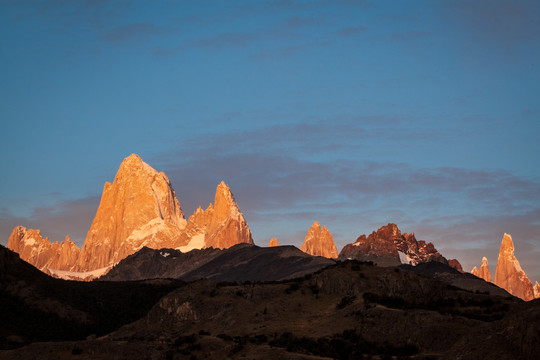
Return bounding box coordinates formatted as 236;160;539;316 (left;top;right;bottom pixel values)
181;32;260;50
335;25;369;37
445;0;540;44
104;22;178;43
14;0;129;33
284;16;326;28
177;20;308;53
271;0;376;10
251;43;317;60
389;30;430;42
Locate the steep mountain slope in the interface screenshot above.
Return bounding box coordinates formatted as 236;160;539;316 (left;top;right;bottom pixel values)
100;244;335;282
299;222;338;258
76;154;187;271
338;223;455;268
494;233;534;301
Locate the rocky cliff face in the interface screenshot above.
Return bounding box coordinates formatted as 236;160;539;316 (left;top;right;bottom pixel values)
299;222;338;258
534;281;540;299
494;233;534;301
471;257;492;282
7;227;81;271
8;154;253;277
338;223;451;267
268;238;279;247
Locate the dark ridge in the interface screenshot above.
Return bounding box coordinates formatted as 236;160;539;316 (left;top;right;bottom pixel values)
99;243;335;282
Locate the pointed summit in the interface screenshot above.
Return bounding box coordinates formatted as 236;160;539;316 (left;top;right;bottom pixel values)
268;238;279;247
181;181;253;250
213;181;241;221
119;153;147;170
76;154;187;271
300;222;338;258
471;256;491;282
494;233;534;301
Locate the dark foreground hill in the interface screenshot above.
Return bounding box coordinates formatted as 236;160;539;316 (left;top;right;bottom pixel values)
3;255;539;360
400;261;515;298
100;243;335;282
0;245;185;349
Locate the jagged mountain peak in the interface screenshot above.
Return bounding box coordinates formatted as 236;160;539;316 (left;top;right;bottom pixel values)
308;221;330;234
268;238;279;247
117;153;157;178
300;221;338;258
7;226;81;272
215;180;235;200
216;180;234;200
338;223;450;268
500;233;515;255
494;233;534;301
213;180;241;221
376;223;401;238
177;180;253;251
78;153;188;270
471;256;491;283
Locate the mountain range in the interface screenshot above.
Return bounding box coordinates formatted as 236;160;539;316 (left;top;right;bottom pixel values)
6;154;539;302
7;154;463;280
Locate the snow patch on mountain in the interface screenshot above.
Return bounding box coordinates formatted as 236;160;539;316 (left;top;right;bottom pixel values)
23;237;37;247
129;218;164;240
178;233;205;253
398;251;415;265
47;264;114;281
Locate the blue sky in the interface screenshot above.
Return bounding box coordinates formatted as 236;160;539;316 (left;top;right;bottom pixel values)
1;0;539;281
